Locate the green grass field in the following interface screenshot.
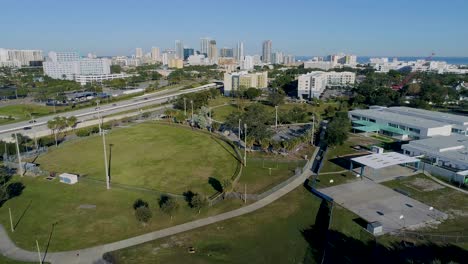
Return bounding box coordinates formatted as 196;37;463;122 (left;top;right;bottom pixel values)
35;123;239;195
106;187;370;264
0;176;244;252
236;156;306;194
0;104;64;124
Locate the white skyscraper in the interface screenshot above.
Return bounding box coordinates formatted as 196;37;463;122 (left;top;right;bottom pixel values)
241;56;254;70
135;48;143;58
235;42;244;62
262;40;272;63
200;37;210;56
175;40;184;59
151;47;161;61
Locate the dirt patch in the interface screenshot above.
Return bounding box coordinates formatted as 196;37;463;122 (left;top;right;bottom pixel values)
407;178;445;192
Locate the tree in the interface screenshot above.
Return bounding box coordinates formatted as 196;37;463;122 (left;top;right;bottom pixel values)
110;65;122;74
133;198;149;210
47;116;67;146
407;83;421;95
324;115;351;147
159;195;179;219
135;206;152;223
244;87;261;100
66;116;78;130
191;194;207;214
267;88;285;106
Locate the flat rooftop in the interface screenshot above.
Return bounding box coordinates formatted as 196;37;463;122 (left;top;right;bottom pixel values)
350;109;450;129
352;152;420;169
407;134;468;151
387;107;468;126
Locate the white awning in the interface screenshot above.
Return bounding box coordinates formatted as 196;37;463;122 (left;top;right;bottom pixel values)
351;152;419;169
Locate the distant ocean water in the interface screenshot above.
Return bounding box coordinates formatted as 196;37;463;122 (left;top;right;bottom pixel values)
296;56;468;66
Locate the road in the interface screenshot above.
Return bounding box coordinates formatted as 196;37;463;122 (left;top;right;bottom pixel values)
0;83;219;141
0;148;318;264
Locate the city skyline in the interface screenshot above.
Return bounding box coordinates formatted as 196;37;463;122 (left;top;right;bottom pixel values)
2;0;468;57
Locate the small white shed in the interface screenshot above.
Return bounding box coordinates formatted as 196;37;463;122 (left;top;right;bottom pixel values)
367;221;383;235
59;173;78;185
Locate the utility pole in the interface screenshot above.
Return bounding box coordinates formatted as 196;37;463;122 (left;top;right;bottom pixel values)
9;208;14;232
275;105;278;129
244;123;247;167
183;98;187;117
36;240;42;264
311;114;315;145
102;129;110;190
14;133;23;176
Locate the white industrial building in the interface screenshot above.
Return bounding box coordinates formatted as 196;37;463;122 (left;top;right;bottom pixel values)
297;71;355;100
75;73;130;85
349;106;468;140
402;135;468;170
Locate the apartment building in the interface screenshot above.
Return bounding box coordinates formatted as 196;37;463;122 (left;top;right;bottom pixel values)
223;71;268;96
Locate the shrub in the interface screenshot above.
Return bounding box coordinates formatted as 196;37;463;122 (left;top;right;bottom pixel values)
133;198;149;210
135;206;152;223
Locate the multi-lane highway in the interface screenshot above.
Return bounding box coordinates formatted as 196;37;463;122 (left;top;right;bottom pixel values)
0;83;219;138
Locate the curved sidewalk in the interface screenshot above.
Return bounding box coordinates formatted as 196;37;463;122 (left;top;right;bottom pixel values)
0;149;317;264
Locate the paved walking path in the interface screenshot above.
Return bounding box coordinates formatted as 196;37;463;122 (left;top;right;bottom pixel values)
0;149;318;264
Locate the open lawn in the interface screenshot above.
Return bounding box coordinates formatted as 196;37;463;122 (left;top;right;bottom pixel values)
0;104;64;124
0;176;244;252
35;122;239;196
235;155;306;194
106;187;370;264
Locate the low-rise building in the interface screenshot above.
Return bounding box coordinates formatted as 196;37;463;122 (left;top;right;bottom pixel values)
75;73;130;85
349;106;468;140
168;58;183;69
402;135;468;170
223;71;268;96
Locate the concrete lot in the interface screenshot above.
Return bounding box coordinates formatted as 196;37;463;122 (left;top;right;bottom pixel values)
320;179;447;234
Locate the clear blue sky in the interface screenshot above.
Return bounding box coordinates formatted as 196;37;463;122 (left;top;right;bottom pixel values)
2;0;467;57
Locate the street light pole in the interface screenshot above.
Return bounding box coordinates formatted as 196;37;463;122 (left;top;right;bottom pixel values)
244;123;247;167
14;133;23;176
238;119;241;145
183;98;187;117
36;240;42;264
190;100;194;121
9;208;14;232
275;105;278;129
102;129;110;190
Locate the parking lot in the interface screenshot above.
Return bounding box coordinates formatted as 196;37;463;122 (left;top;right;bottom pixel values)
320;179;448;234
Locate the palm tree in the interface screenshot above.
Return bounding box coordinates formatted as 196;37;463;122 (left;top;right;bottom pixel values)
66;116;78;130
47;116;67;146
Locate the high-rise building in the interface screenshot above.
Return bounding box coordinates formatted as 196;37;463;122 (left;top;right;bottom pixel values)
208;40;217;61
175;40;184;59
262;40;272;63
43;51;111;81
183;48;194;60
241;56;254;70
135;48;143;58
234;42;244;61
162;50;176;66
0;48;43;67
220;47;234;58
151;47;161;61
200;37;211;56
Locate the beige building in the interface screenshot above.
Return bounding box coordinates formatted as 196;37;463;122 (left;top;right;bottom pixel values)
168;58;183;69
223;71;268;96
